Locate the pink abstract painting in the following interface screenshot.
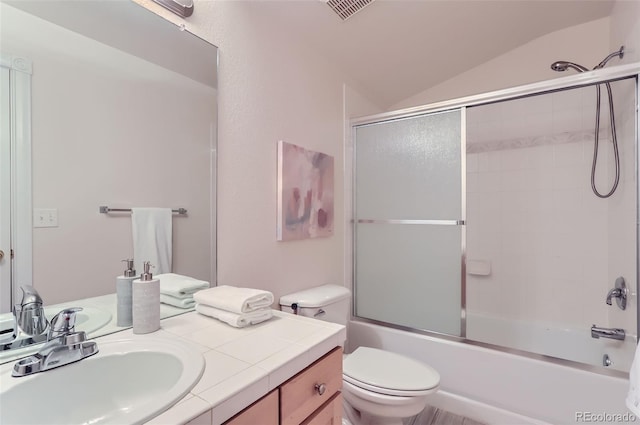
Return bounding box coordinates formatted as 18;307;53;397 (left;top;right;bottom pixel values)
277;141;334;241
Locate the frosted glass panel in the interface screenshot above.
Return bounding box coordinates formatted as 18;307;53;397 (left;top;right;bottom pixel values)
353;109;463;336
355;110;461;220
355;224;462;336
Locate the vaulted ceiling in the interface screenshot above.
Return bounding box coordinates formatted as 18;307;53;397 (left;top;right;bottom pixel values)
252;0;615;108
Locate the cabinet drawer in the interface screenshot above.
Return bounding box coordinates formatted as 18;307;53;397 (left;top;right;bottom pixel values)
301;392;342;425
280;347;343;425
224;389;278;425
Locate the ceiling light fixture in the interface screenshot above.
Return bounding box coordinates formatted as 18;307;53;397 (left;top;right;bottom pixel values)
153;0;194;18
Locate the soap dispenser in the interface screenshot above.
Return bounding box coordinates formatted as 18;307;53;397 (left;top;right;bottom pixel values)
132;261;160;334
116;259;136;327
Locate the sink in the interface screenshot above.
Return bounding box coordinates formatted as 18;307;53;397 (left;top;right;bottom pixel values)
0;337;205;424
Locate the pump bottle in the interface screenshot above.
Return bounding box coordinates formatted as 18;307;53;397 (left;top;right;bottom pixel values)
132;261;160;334
116;259;136;327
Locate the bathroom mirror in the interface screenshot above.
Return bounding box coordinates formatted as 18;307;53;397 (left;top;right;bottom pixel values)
0;0;217;361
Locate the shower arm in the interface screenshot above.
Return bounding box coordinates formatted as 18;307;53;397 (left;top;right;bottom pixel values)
593;46;624;70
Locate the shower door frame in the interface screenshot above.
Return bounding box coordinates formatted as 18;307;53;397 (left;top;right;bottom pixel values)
348;63;640;378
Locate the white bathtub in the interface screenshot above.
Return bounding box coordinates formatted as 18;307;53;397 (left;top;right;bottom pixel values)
348;320;633;425
466;312;636;373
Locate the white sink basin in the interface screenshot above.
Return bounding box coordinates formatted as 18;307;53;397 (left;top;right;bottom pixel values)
0;337;205;424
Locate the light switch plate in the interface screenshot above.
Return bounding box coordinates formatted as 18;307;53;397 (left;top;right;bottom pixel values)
33;208;58;228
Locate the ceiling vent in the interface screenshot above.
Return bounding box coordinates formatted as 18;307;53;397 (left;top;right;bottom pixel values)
326;0;374;21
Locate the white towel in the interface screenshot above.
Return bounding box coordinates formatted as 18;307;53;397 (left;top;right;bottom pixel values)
132;208;172;275
627;342;640;415
195;304;273;328
160;294;195;309
193;285;274;314
157;273;209;297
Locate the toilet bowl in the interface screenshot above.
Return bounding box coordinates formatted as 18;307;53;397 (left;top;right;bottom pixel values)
280;285;440;425
341;346;439;425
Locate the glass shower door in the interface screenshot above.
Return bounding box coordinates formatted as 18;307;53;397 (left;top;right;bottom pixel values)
353;109;464;336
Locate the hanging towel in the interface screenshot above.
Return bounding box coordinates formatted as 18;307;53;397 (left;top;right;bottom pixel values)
157;273;210;297
195;304;273;328
132;208;172;275
193;285;274;314
627;342;640;415
160;293;196;309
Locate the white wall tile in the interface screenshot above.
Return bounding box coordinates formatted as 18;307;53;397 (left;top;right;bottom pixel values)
465;81;635;333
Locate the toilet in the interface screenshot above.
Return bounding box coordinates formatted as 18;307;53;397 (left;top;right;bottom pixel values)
280;285;440;425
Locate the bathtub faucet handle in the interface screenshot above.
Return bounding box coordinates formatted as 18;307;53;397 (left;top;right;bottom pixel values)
606;277;627;310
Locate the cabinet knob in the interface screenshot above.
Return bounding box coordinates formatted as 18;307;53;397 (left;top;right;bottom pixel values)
314;383;326;396
0;250;4;261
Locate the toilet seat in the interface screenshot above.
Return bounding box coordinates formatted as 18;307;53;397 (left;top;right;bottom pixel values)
343;347;440;397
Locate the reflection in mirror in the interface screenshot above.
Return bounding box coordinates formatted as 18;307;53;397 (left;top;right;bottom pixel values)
0;0;217;362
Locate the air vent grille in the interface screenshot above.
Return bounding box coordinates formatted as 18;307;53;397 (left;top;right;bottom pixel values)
326;0;374;20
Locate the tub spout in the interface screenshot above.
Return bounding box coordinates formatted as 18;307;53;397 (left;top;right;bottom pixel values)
591;325;625;341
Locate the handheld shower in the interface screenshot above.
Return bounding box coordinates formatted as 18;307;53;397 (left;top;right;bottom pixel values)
550;61;589;73
549;46;625;198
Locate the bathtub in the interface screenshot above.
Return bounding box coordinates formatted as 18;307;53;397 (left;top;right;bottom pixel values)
348;319;633;425
466;312;636;373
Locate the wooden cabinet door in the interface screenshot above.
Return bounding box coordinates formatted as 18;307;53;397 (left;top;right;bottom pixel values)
280;347;343;425
224;389;279;425
301;393;342;425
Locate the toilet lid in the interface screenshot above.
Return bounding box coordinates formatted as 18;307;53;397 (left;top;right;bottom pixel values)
343;347;440;396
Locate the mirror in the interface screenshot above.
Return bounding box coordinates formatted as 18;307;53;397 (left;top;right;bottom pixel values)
0;0;217;361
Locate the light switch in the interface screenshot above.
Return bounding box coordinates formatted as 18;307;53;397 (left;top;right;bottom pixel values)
33;208;58;228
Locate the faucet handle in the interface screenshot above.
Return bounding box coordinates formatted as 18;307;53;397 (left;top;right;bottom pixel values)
48;307;82;341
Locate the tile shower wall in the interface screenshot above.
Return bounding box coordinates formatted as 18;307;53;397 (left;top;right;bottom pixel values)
466;79;636;332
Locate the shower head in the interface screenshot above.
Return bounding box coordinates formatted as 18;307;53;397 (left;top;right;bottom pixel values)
593;46;624;70
550;61;590;73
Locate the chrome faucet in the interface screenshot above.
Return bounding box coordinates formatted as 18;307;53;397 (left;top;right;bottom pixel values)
1;286;51;352
12;307;98;377
13;285;48;337
591;325;625;341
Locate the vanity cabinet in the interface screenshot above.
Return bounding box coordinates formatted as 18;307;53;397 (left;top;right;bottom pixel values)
223;347;342;425
281;347;342;425
225;390;279;425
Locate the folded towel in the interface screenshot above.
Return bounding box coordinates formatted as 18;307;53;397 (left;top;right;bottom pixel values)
132;208;172;274
160;294;195;309
195;304;273;328
193;285;274;314
157;273;210;297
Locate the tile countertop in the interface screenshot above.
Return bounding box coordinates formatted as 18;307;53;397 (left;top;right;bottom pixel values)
96;309;346;425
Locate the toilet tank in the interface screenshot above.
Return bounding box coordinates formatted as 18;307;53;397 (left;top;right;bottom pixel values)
279;284;351;326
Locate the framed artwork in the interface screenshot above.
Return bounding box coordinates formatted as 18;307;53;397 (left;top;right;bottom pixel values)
277;141;334;241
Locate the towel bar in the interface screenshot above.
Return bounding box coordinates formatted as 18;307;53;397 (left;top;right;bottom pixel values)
99;206;187;215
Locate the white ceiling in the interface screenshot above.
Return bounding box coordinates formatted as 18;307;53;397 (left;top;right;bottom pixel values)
252;0;615;108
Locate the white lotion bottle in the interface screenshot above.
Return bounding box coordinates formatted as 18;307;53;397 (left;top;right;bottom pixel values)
132;261;160;334
116;259;137;327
